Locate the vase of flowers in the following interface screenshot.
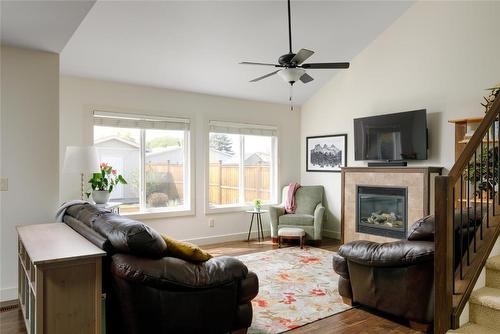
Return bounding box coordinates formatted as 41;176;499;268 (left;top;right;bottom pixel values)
87;163;128;204
254;199;262;212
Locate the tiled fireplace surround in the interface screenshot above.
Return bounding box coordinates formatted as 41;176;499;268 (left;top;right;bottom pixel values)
341;167;442;244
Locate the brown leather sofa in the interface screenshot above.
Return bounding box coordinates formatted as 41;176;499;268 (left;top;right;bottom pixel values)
63;203;258;334
333;209;482;330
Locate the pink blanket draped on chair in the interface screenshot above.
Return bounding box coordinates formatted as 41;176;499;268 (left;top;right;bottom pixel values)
285;183;301;214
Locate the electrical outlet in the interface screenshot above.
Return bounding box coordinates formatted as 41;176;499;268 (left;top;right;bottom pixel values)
0;178;7;191
208;218;215;227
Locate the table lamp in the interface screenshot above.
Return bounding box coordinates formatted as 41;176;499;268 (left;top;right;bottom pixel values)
63;146;99;200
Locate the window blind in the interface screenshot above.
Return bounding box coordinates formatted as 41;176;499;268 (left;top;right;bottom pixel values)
93;110;190;131
209;120;277;137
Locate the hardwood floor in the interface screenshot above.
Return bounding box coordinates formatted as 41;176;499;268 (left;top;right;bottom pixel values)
0;237;421;334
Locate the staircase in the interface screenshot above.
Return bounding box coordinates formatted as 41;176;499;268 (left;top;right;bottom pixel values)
434;94;500;334
448;255;500;333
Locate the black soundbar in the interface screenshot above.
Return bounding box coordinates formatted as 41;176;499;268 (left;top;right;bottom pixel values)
367;161;408;167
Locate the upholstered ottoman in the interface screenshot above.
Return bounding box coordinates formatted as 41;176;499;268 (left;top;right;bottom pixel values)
278;227;305;249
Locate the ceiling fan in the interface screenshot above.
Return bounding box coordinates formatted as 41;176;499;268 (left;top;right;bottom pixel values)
240;0;350;109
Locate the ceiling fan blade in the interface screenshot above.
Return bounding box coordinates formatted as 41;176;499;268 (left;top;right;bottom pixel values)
299;73;314;84
301;62;350;69
240;61;280;67
249;70;281;82
291;48;314;65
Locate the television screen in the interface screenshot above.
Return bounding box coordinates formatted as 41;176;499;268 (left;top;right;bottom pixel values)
354;110;427;161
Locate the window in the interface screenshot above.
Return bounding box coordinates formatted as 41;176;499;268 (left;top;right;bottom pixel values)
208;121;278;209
93;111;191;215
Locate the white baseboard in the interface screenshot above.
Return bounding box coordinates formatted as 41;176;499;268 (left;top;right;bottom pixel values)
323;229;341;240
1;287;17;303
184;230;271;246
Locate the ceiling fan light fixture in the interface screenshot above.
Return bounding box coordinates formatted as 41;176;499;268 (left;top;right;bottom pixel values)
278;68;305;84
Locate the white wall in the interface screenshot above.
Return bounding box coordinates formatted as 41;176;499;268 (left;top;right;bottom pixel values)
0;46;59;301
300;1;500;235
60;76;300;243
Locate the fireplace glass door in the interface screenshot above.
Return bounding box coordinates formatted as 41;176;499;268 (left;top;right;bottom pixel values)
356;186;407;239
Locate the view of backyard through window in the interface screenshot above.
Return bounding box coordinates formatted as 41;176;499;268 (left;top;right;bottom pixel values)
208;132;276;207
94;125;187;214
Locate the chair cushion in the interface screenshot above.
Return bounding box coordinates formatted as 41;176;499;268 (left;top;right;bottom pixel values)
278;227;305;237
161;235;213;262
294;186;323;214
279;214;314;226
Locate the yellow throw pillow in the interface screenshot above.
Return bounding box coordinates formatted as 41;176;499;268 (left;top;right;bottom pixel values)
161;235;213;262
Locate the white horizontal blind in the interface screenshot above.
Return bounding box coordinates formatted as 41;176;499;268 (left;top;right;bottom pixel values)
209;120;277;137
93;110;190;131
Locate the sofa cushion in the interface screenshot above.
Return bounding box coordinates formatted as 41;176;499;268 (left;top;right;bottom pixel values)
93;213;167;258
294;186;323;214
64;203;167;258
279;214;314;226
407;215;435;241
111;253;249;289
161;234;212;262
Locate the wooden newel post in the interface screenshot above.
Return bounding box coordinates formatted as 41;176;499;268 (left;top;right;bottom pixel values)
434;175;453;334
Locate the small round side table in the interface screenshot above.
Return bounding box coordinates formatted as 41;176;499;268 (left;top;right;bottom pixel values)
246;210;268;242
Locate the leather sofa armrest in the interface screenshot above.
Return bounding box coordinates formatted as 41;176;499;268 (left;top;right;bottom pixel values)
338;240;434;267
332;253;349;279
111;254;249;289
269;205;285;238
238;271;259;304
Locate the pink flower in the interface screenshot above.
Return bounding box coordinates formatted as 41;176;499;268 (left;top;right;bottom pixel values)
100;162;108;169
299;256;320;264
310;289;326;296
254;299;268;307
112;169;117;175
278;273;290;281
280;295;296;305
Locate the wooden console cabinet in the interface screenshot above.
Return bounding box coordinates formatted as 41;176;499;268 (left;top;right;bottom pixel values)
16;223;105;334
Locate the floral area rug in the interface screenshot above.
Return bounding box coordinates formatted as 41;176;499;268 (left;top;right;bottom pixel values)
236;246;351;333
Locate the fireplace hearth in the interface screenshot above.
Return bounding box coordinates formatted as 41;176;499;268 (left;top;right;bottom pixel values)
356;185;408;239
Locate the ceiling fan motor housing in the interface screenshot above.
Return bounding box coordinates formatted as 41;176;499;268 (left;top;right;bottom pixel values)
278;53;296;66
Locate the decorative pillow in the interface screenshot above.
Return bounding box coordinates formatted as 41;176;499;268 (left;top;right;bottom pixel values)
161;235;213;262
407;215;435;241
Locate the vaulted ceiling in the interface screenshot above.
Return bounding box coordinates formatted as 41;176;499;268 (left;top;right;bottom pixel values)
2;1;413;105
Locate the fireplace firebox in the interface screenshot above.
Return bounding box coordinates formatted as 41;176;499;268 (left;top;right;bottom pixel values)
356;185;408;239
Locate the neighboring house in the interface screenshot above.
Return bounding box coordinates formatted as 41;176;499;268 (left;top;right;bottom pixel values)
146;146;184;165
94;136;140;201
223;152;271;165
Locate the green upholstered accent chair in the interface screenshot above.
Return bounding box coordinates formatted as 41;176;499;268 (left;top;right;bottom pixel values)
269;185;325;243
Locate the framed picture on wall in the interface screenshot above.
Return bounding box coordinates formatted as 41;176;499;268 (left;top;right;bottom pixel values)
306;134;347;172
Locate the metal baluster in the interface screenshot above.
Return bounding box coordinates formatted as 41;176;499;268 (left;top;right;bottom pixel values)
460;174;464;280
474;151;477;252
493;121;496;215
481;141;484;240
487;130;490;228
452;186;456;293
466;163;470;266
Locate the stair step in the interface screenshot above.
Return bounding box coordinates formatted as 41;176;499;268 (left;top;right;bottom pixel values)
486;255;500;271
447;322;500;334
487;265;500;289
470;287;500;330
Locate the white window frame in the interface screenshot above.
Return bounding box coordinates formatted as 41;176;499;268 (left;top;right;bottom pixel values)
205;121;279;214
91;109;195;220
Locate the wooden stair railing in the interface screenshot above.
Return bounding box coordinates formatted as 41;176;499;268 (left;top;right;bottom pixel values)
435;95;500;334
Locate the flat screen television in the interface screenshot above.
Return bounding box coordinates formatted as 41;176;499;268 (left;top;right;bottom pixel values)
354;109;427;162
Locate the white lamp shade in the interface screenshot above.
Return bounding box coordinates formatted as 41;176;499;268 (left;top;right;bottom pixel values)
63;146;100;174
278;68;305;83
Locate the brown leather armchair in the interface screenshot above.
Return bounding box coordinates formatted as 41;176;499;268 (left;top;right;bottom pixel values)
63;203;258;334
333;209;483;331
333;239;434;326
